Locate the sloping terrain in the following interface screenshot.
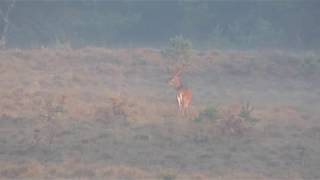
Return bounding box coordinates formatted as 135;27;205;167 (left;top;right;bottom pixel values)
0;47;319;179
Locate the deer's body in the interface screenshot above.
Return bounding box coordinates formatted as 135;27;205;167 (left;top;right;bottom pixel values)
176;86;192;112
168;70;192;114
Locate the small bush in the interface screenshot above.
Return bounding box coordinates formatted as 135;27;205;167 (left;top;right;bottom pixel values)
52;38;72;49
193;106;219;123
301;55;320;76
110;94;128;119
239;102;258;123
216;102;258;135
36;95;67;144
161;174;176;180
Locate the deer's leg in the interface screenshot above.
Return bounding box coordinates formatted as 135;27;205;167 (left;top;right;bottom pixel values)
177;94;183;114
185;106;189;116
184;104;189;117
181;98;189;116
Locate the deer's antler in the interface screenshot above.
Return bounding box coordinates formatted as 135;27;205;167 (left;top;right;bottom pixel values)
170;63;189;77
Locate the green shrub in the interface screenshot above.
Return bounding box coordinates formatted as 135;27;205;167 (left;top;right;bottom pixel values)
193;105;219;123
301;55;320;75
161;35;193;64
239;102;258;123
161;174;176;180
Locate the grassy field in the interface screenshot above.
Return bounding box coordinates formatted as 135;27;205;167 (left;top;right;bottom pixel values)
0;47;320;179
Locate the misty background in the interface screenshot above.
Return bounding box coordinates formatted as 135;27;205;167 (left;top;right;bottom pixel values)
1;1;319;49
1;1;320;179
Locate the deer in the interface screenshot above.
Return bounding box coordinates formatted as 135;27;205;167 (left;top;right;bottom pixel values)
167;64;192;115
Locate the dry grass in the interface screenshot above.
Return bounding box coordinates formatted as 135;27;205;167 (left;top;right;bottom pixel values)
0;47;319;179
0;160;153;179
2;160;286;179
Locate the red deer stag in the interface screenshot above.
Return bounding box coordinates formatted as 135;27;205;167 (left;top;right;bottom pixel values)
167;65;192;115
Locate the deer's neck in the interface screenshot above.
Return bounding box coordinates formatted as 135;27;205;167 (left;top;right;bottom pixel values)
175;81;184;91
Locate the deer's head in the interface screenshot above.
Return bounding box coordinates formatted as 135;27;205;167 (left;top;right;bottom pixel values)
167;62;190;88
167;65;184;89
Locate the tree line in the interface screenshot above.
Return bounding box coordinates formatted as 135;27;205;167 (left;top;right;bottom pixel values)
0;1;319;49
